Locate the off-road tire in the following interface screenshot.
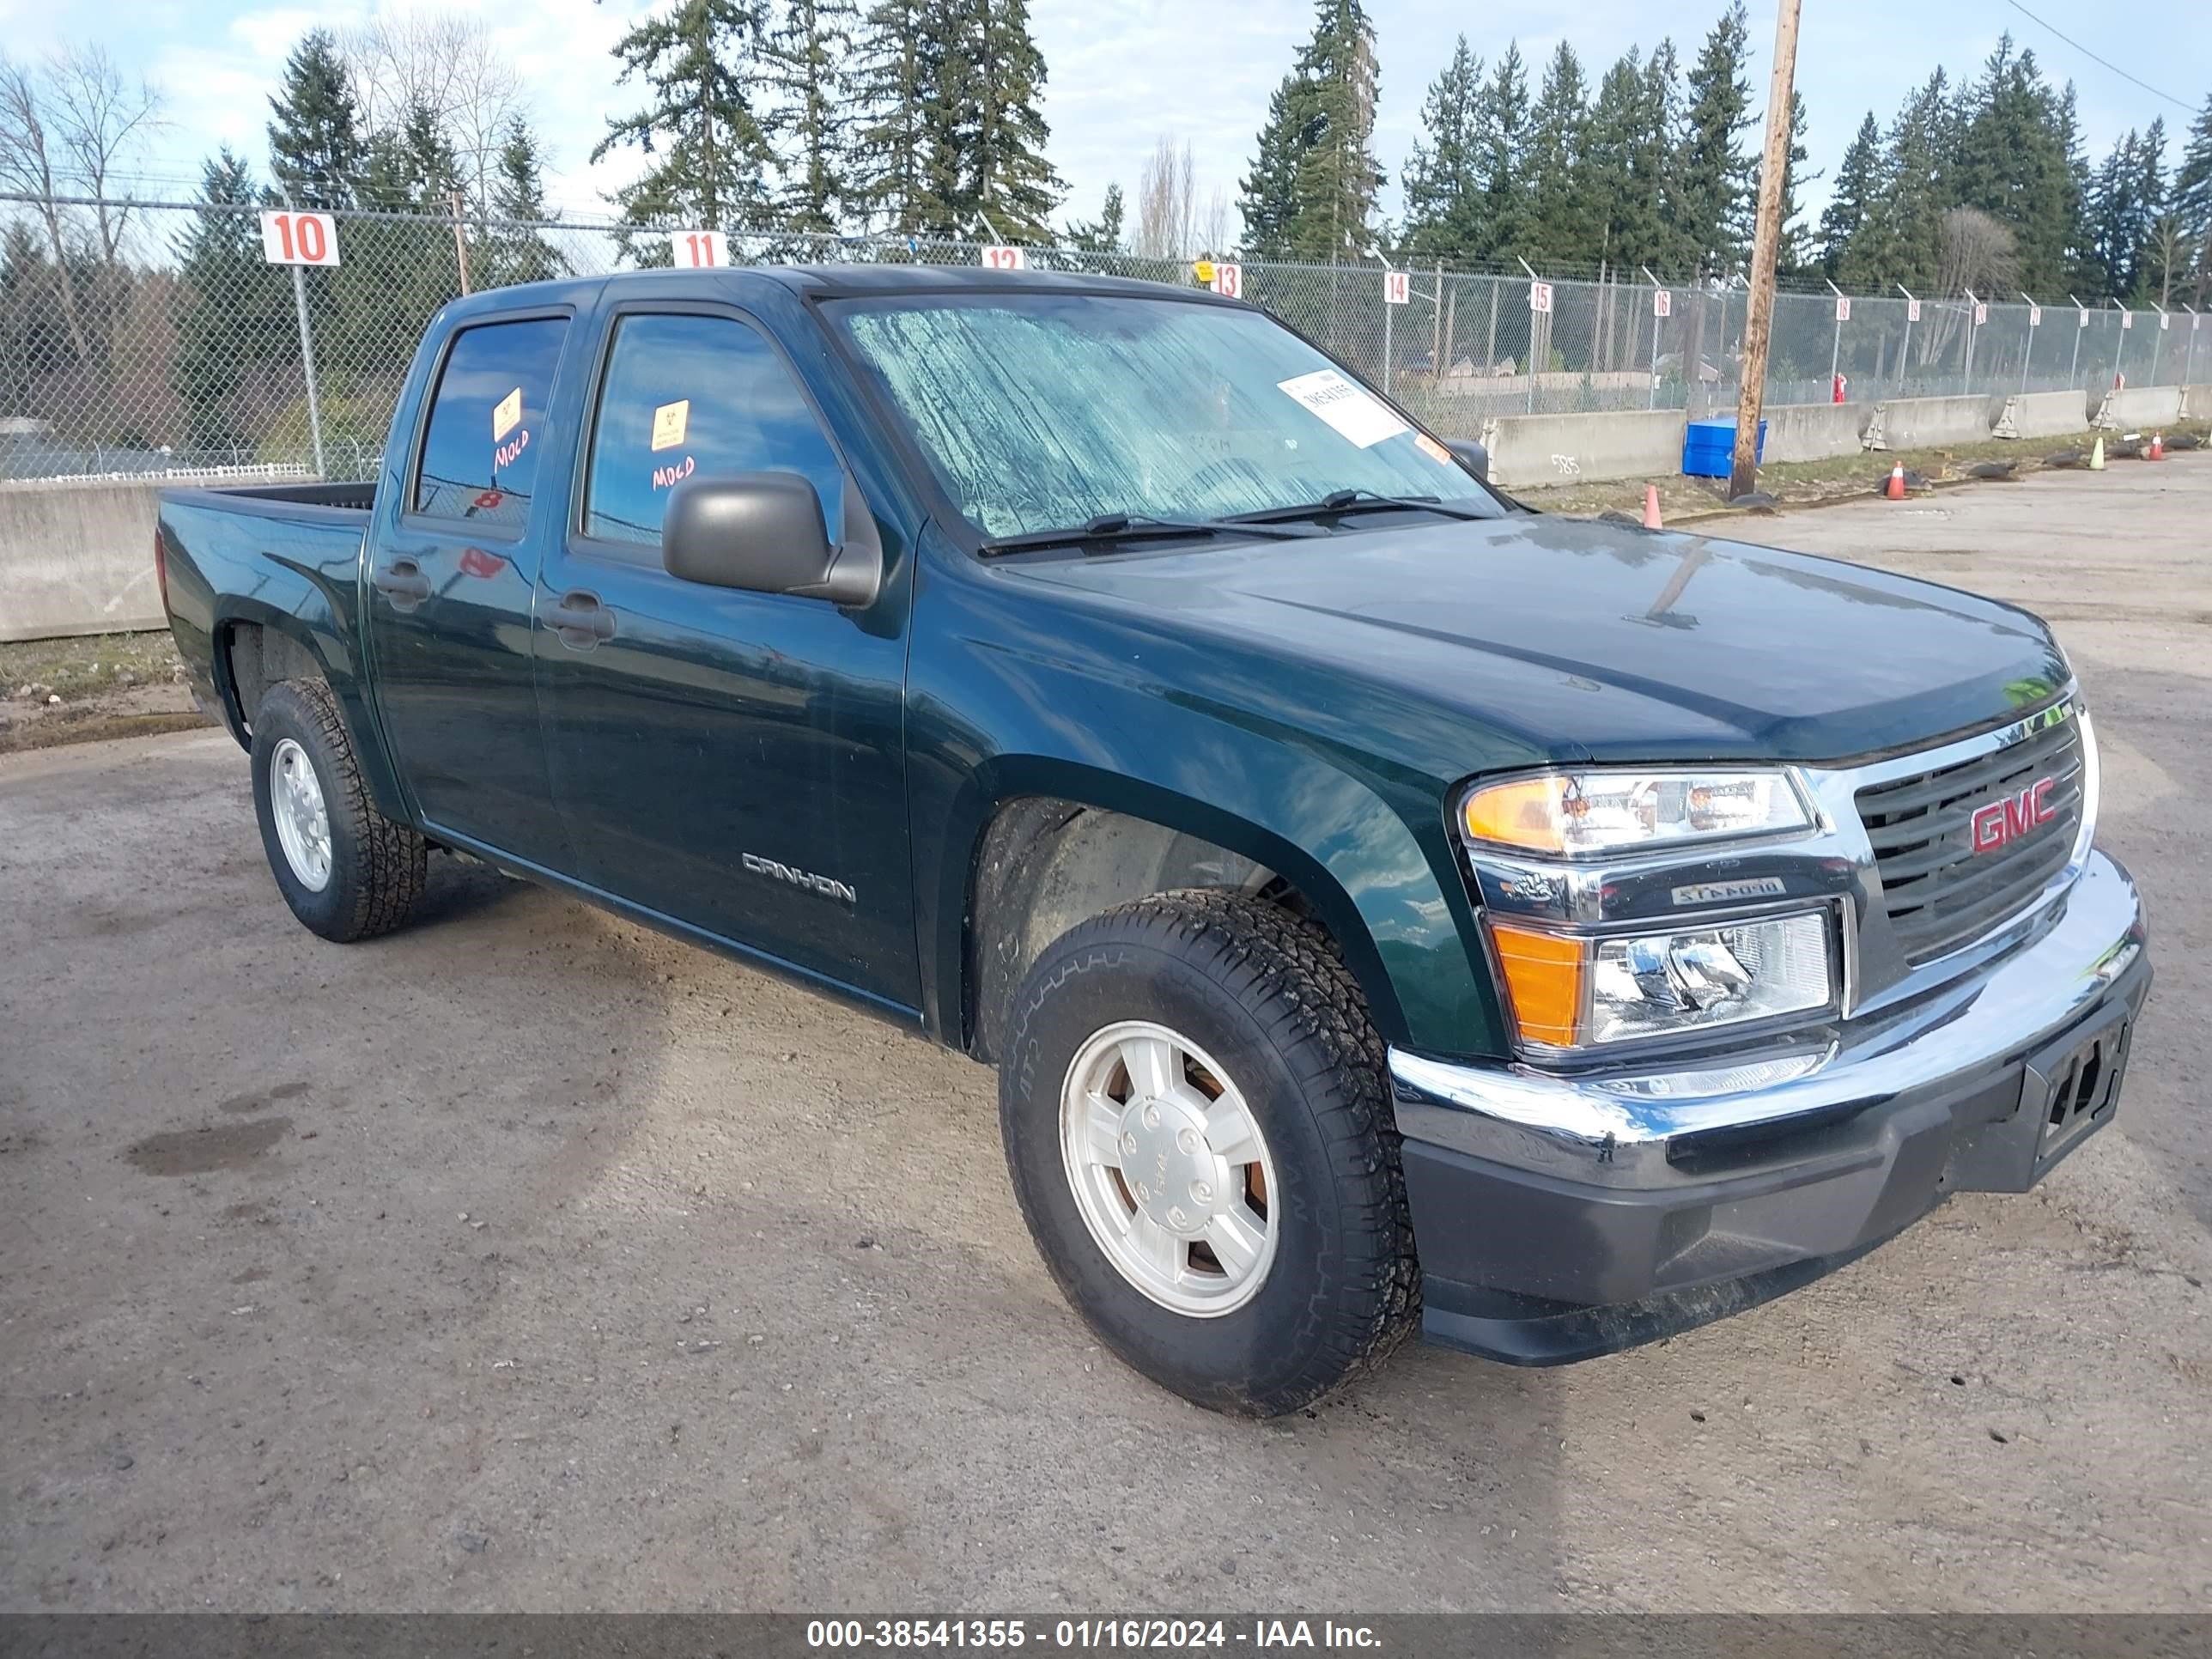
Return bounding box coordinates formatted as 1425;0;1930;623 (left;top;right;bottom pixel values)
250;678;428;943
1000;890;1419;1416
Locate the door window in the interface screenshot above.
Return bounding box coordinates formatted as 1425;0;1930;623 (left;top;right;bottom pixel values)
411;317;568;532
582;313;846;550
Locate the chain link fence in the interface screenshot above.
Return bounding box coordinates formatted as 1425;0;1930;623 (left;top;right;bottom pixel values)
4;191;2207;484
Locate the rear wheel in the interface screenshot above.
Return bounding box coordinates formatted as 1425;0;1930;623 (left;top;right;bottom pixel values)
250;678;427;942
1000;891;1419;1416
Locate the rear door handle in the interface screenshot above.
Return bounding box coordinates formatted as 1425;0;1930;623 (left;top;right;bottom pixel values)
546;589;617;648
372;558;431;606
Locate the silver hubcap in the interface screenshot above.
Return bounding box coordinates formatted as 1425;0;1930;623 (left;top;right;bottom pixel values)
1060;1020;1279;1316
270;738;332;892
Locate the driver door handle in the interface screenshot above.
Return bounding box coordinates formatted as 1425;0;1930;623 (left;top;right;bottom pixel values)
546;589;617;648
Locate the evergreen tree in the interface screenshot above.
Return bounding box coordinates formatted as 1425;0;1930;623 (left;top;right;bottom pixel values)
2173;94;2212;302
763;0;860;234
1637;40;1686;270
485;116;567;286
265;29;366;210
1865;71;1954;293
2087;124;2165;300
1755;92;1815;276
1579;50;1659;272
1401;35;1483;262
1819;112;1885;283
1237;81;1302;258
1950;38;2074;293
171;149;291;453
340;100;464;357
1672;0;1753;273
1237;0;1382;263
592;0;774;234
849;0;933;233
1522;42;1588;266
960;0;1064;239
1066;182;1125;252
1470;43;1532;264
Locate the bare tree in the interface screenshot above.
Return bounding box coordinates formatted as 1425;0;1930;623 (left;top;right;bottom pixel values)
1936;205;2019;301
1196;186;1232;258
0;53;87;359
1134;134;1195;261
46;45;161;264
342;12;528;210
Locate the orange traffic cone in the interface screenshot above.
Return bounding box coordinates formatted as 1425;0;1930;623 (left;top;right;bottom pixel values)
1642;484;1663;529
2149;432;2165;460
1885;463;1906;501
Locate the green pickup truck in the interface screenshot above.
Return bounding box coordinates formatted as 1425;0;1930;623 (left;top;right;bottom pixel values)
156;266;2150;1416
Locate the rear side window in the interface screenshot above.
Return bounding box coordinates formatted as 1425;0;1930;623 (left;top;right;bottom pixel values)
582;313;846;548
411;317;568;530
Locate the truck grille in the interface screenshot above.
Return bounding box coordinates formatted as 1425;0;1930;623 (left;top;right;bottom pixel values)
1856;712;2085;966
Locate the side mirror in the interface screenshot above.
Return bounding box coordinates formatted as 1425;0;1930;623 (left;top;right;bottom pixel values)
662;471;881;606
1445;438;1490;482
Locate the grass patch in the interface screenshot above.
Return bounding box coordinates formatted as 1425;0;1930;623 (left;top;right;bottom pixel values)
0;629;185;702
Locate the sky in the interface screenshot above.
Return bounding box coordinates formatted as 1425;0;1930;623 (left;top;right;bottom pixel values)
3;0;2207;244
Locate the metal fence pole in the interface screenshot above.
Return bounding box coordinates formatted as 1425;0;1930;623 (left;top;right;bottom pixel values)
1517;258;1541;414
1961;289;1978;396
2016;291;2037;394
1896;284;1917;392
2069;296;2087;389
2149;305;2168;384
1825;278;1844;392
289;262;326;478
1641;266;1663;410
1382;270;1394;395
2112;303;2128;389
2185;307;2200;390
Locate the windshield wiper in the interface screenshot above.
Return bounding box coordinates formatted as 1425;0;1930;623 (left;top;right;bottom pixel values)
979;512;1324;556
1231;487;1491;525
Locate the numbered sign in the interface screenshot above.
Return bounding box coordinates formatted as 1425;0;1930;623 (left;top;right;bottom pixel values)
1210;262;1243;300
2121;310;2134;331
670;230;730;268
1383;270;1409;306
2028;305;2042;327
1972;302;1988;326
1528;280;1553;314
1652;288;1672;319
2078;308;2090;329
1906;298;1922;324
2159;311;2170;331
1834;295;1850;322
981;245;1028;270
258;210;340;267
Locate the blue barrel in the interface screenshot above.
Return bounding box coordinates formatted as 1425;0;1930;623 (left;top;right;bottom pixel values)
1683;418;1767;477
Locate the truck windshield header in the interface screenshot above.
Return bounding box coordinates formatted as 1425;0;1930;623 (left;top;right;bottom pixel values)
828;293;1498;544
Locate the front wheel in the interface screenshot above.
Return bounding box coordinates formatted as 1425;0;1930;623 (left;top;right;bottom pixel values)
1000;891;1419;1416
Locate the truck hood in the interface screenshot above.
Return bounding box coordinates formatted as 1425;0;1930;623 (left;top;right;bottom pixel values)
1009;514;2069;765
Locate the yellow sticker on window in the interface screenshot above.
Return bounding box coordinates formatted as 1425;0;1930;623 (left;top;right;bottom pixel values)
493;387;522;441
651;399;690;453
1415;433;1455;466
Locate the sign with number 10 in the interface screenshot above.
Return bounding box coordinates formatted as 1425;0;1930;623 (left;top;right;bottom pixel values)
259;210;340;267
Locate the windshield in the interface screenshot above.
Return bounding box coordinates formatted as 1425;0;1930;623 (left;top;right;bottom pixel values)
829;292;1498;542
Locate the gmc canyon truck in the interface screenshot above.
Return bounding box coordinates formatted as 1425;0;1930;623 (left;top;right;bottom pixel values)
157;266;2150;1417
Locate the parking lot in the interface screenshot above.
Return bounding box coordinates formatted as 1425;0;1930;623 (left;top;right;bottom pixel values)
3;460;2207;1613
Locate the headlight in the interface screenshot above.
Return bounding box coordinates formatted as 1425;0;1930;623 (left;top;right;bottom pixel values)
1488;910;1835;1050
1461;769;1812;858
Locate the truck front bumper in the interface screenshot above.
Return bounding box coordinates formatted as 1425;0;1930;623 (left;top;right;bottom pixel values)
1387;849;2151;1365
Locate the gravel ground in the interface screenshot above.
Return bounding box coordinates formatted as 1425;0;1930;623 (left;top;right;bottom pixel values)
2;461;2207;1613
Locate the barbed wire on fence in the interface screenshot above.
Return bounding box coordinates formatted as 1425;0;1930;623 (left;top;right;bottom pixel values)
1;191;2203;483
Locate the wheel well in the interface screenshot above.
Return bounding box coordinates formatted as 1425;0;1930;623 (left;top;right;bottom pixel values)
964;797;1328;1064
223;622;324;733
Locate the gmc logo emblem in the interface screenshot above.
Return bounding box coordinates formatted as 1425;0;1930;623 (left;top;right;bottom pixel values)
1972;777;2057;853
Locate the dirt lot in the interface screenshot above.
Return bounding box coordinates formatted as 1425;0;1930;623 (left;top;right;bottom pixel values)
3;462;2208;1613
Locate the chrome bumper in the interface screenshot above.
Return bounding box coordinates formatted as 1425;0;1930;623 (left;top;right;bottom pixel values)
1389;848;2148;1188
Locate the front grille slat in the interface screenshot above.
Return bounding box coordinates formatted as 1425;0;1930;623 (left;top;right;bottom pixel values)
1856;713;2084;967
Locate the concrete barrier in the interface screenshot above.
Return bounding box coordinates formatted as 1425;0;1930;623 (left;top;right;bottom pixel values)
1760;401;1874;464
1864;395;2002;452
1478;408;1686;490
0;477;170;642
1994;389;2093;441
2095;386;2185;430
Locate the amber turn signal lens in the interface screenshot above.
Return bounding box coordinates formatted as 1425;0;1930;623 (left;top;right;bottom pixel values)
1486;921;1585;1047
1462;777;1574;855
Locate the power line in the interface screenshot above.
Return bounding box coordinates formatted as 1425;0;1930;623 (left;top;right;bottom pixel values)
2002;0;2195;113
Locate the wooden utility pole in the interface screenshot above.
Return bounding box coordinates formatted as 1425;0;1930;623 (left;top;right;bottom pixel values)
1729;0;1802;498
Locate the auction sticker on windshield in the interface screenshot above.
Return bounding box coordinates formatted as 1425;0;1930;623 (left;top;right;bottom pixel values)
1277;368;1408;449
